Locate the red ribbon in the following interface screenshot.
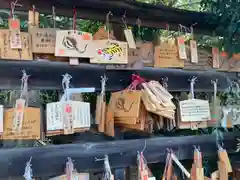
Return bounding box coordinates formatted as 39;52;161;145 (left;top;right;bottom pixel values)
127;74;145;90
73;8;77;31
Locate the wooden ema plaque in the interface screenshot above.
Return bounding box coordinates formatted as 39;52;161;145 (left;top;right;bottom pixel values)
177;99;210;129
110;90;148;131
183;47;212;70
106;41;154;69
30;28;57;54
179;99;211;122
1;107;41;140
217;106;239;128
93;26;116;40
0;30;33;60
46;101;91;136
90;40;128;64
216;52;240;72
154;42;184;68
55;30;93;58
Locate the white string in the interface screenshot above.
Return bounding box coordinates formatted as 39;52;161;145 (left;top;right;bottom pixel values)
52;6;56;29
11;0;22;19
23;157;33;180
66;157;74;179
20;70;29;100
62;73;72;101
101;75;108;97
211;79;218;103
104;155;112;180
189;76;197;99
105;11;113;40
162;77;168;90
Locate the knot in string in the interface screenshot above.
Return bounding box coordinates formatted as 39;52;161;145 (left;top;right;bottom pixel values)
189;76;197;99
10;0;22;19
127;74;145;91
103;155;112;180
162;77;168;90
20;70;29;99
23;157;33;180
62;73;72;101
66;157;74;180
101;75;108;96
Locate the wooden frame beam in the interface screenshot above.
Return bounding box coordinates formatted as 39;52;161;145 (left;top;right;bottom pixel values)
1;0;225;35
0;132;238;178
0;59;232;92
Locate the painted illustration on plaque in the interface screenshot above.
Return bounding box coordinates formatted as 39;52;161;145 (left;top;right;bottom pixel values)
55;30;93;58
90;40;128;64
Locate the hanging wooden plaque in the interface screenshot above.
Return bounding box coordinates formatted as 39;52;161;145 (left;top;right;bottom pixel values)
30;28;57;54
179;99;211;122
110;90;142;119
154;42;184;68
2;107;41;140
28;10;39;30
140;41;154;67
183;47;212;70
55;30;93;58
46;101;91;136
219;106;239;127
93;26;116;40
190;40;198;63
0;30;33;60
212;48;220;68
177;37;187;59
106;41;153;69
217;52;240;72
124;29;136;49
90;40;128;64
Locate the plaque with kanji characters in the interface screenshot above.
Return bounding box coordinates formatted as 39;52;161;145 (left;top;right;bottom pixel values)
30;28;57;54
154;42;184;68
2;107;41;140
0;30;33;60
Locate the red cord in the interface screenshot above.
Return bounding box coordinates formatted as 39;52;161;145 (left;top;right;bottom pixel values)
73;8;77;30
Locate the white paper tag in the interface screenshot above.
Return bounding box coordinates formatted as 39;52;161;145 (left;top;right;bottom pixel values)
72;101;91;128
13;98;26;133
63;102;74;135
124;29;136;49
0;105;3;134
190;40;198;63
179;99;210;122
46;101;91;135
46;102;63;131
10;31;22;49
69;57;79;65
